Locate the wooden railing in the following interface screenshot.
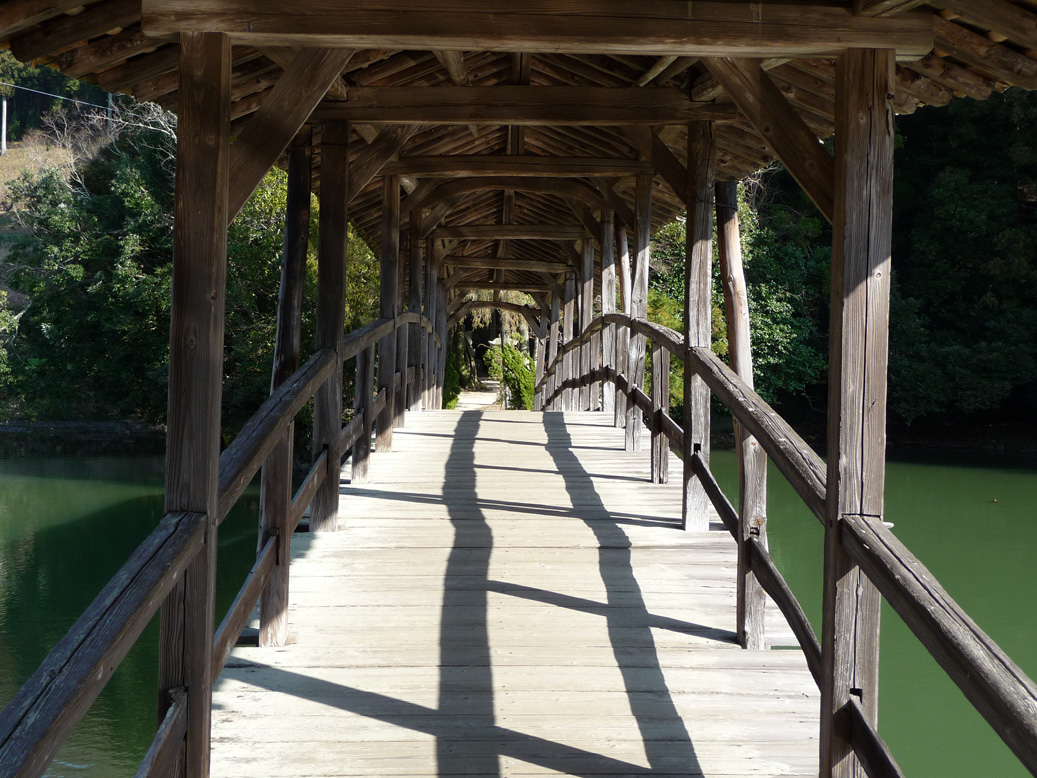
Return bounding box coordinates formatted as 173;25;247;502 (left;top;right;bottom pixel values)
536;312;1037;778
0;313;440;778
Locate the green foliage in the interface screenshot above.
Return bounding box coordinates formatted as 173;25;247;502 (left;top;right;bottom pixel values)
888;91;1037;422
443;355;461;409
0;291;14;392
0;113;380;432
0;51;107;140
483;334;535;410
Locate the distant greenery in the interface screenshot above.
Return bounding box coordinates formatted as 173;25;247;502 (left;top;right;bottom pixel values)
0;110;379;434
0;51;107;140
482;333;535;410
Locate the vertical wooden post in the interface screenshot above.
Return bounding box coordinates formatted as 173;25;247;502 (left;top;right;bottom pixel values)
258;130;310;647
820;48;895;778
682;122;715;532
157;32;230;778
616;224;631;428
435;281;447;408
717;179;768;648
424;246;439;410
534;333;546;410
580;239;594;411
590;257;602;412
310;121;349;534
650;342;670;483
600;209;617;415
376;174;400;451
394;231;409;428
562;272;576;411
409;214;424;412
548;294;560;410
352;345;374;484
625;173;651;452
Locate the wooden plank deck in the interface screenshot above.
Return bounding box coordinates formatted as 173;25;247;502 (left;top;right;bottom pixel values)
213;410;819;777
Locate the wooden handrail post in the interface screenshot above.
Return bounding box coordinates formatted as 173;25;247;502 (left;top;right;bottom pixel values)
157;31;231;778
424;247;439;409
547;294;561;410
376;174;400;450
820;48;895;778
580;239;594;410
562;272;576;411
408;213;424;413
682;122;715;531
310;120;350;534
394;229;409;428
352;346;374;484
435;280;447;407
534;332;546;410
615;223;631;428
716;179;768;649
258;130;311;647
650;341;670;483
625;172;651;451
600;209;617;415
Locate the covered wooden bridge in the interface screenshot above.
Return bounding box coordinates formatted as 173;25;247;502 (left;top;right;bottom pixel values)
2;2;1037;777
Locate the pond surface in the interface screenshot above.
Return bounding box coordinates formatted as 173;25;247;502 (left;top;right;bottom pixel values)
1;448;1034;777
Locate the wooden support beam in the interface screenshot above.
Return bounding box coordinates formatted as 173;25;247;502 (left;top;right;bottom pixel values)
615;224;631;428
600;209;617;416
376;175;401;453
580;240;594;411
621;126;689;202
442;256;570;273
142;1;935;59
403;177;608;215
820;48;895;778
932;15;1037;90
348;125;422;204
228;48;353;222
456;280;552;294
547;294;561;411
435;224;589;241
434;50;471;85
932;0;1037;51
11;0;139;61
158;31;230;778
310;121;349;533
0;0;86;39
650;343;670;483
625;173;651;452
258;131;310;649
704;58;835;223
717;180;768;650
423;247;439;410
682;122;715;532
312;86;735;125
408;214;424;413
562;273;577;411
352;346;374;483
854;0;926;16
384;155;649;178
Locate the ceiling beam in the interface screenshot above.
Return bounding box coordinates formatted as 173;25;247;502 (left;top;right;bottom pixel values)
142;1;934;59
442;256;571;273
313;87;736;125
704;57;835;223
384;155;649;178
347;125;422;204
435;225;590;241
404;178;610;225
228;47;354;221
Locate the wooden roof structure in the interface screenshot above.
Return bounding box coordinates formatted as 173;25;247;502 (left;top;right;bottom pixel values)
3;1;1036;296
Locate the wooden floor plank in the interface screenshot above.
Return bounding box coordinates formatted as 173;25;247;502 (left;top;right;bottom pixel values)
212;410;818;778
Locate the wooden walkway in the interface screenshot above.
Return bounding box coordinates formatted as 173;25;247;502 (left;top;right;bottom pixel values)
212;410;818;777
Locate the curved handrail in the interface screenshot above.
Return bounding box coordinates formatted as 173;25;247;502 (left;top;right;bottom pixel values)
537;312;1037;775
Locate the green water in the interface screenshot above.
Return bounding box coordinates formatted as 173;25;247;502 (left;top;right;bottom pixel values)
0;451;1034;777
0;456;260;777
709;449;1037;778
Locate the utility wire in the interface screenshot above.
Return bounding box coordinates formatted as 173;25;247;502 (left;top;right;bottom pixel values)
0;80;109;110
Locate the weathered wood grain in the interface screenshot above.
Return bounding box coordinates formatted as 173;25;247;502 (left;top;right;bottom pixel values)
820;48;895;778
142;0;934;59
682;123;714;531
158;33;231;778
